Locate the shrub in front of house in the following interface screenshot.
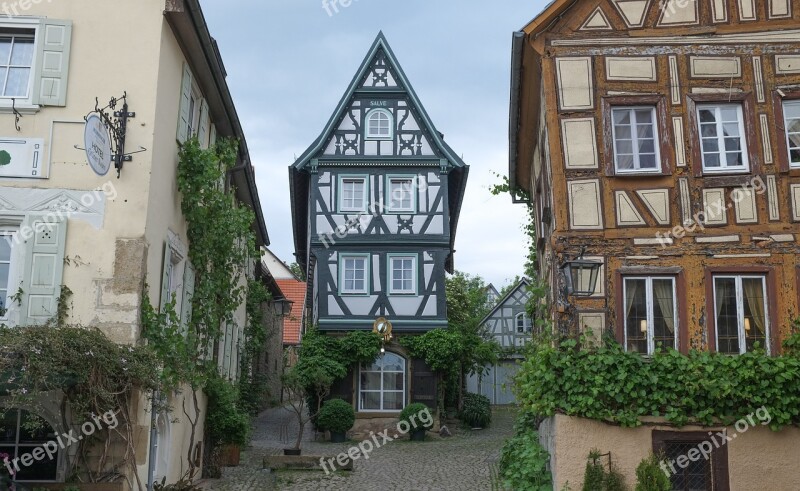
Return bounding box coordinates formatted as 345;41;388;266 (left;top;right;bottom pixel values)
400;402;434;433
317;398;356;437
499;411;552;490
461;392;492;428
635;454;671;491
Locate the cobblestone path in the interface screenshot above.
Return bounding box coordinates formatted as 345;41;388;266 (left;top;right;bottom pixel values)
199;405;516;491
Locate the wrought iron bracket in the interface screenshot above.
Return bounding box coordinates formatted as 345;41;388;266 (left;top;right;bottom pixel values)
85;92;147;178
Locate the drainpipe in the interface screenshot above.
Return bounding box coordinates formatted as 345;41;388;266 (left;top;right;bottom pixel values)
146;390;159;491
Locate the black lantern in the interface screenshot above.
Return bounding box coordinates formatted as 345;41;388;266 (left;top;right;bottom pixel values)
560;255;602;297
275;297;294;318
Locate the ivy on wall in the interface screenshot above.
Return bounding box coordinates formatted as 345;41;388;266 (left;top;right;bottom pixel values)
516;338;800;430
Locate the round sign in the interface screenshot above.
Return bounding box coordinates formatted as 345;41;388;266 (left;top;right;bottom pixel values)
84;114;112;176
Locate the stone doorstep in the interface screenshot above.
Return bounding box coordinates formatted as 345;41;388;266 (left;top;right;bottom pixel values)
263;455;354;472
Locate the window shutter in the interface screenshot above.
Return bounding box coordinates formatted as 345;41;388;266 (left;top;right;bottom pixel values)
410;358;438;409
18;216;67;325
32;19;72;107
198;100;210;149
329;365;355;404
159;243;172;313
176;64;193;144
180;262;195;333
209;124;217;147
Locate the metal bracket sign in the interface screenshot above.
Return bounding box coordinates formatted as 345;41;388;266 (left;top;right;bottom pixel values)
84;114;112;177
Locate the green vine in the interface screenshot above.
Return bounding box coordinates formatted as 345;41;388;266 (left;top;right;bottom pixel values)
516;338;800;430
238;278;273;415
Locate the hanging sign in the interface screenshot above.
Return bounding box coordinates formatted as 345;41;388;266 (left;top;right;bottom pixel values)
84;114;112;177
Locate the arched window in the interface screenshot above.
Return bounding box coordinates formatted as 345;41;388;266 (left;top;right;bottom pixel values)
515;312;531;333
365;109;393;140
359;352;405;412
0;409;59;482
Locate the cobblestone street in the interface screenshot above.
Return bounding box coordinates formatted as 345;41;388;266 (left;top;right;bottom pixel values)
199;406;515;491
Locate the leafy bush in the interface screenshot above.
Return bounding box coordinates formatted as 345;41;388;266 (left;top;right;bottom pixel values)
399;402;434;431
499;424;552;490
582;451;606;491
205;376;251;446
605;465;627;491
317;399;355;433
516;339;800;429
461;392;491;428
635;454;671;491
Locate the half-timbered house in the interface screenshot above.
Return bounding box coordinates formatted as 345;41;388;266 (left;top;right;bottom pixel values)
466;278;532;404
289;33;469;428
510;0;800;488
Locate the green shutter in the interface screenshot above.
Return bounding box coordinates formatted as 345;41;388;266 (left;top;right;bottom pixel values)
159;243;172;313
180;262;195;333
176;64;193;144
19;216;67;325
209;124;217;148
32;19;72;107
198;99;210;148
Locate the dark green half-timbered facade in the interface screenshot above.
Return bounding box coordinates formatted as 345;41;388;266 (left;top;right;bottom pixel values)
289;33;468;417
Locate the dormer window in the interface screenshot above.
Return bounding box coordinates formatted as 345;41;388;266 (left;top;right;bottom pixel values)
366;109;393;140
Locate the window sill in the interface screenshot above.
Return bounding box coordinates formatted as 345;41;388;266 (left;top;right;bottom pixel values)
0;103;39;115
365;136;394;141
356;411;402;418
612;170;666;177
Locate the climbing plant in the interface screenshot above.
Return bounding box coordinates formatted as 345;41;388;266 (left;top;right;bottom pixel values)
142;137;263;481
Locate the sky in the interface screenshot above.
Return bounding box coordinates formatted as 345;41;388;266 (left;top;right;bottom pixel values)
201;0;547;289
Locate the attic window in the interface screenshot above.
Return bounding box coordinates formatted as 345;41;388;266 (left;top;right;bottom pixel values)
366;109;393;140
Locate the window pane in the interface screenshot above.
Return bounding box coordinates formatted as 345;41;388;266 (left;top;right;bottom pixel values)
18;413;53;444
639;154;657;169
0;38;11;64
4;67;30;97
615;125;632;139
9;38;33;66
360;372;381;390
0;411;17;443
785;102;800;119
360;392;381;411
725;152;743;167
0;264;8;290
703;152;720;168
383;353;404;371
625;279;647;353
383;372;403;391
742;278;767;352
616;140;633;154
652;280;676;351
720;106;739;122
699;109;716;123
613;110;630;125
665;441;710;491
722;122;740;137
635;109;653;124
636;124;654;139
700;123;718;138
714;278;739;354
383;392;404;411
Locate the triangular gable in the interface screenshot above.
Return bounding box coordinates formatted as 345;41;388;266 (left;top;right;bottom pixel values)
479;278;531;327
580;6;613;30
292;32;466;169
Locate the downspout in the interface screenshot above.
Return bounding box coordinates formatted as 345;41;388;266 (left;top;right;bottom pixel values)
146;391;158;491
508;31;525;203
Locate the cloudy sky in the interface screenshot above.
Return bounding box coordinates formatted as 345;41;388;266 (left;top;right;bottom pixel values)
201;0;547;289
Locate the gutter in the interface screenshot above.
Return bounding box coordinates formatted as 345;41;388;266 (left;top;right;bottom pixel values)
508;31;526;203
184;0;270;246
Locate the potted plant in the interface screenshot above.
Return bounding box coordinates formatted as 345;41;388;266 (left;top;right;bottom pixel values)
399;403;434;441
205;376;251;466
281;355;346;455
317;399;355;443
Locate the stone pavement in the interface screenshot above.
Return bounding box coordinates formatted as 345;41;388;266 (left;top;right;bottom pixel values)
198;405;516;491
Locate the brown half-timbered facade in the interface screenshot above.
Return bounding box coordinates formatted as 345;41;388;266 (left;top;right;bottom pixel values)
511;0;800;357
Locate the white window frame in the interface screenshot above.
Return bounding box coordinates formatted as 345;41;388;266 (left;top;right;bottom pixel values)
623;277;678;355
388;255;417;295
186;82;202;139
358;352;406;412
515;312;530;334
611;106;661;174
340;254;369;295
338;176;368;213
712;275;770;355
782;100;800;169
386;176;416;213
365;108;393;140
696;103;749;174
0;19;39;107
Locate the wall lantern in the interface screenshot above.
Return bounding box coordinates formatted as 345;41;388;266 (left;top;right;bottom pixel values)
559;248;602;297
275;297;294;318
373;317;393;352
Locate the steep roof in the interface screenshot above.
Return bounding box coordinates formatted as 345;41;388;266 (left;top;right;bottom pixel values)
479;278;531;327
276;279;307;345
289;32;469;272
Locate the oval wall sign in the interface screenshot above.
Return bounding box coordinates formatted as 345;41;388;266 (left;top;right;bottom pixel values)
84;114;112;177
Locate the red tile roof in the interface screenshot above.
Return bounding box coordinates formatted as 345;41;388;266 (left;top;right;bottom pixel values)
276;279;306;345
